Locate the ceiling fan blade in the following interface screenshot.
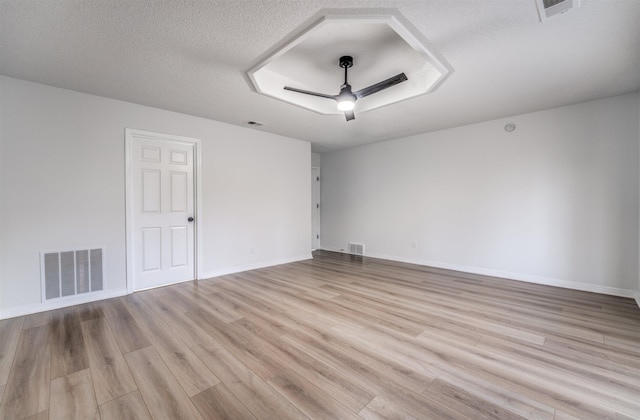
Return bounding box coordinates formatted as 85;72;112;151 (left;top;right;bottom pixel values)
284;86;335;100
344;110;355;121
354;73;408;99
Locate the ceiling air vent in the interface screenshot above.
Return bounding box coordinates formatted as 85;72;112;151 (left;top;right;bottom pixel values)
536;0;580;21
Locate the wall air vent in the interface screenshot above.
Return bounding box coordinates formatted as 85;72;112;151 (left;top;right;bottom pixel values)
536;0;580;21
348;242;365;256
41;248;104;301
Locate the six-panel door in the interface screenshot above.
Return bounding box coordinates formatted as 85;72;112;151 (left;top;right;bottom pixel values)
131;137;195;290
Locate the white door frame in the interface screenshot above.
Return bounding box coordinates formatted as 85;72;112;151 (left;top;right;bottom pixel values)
311;166;320;250
125;128;203;293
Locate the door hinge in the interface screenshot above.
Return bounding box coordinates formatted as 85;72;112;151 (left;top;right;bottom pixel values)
316;203;320;208
317;234;320;239
316;176;320;181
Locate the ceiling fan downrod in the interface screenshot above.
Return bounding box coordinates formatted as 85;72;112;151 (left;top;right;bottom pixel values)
339;55;353;87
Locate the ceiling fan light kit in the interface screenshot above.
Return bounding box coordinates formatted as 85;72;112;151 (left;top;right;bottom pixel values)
336;96;355;111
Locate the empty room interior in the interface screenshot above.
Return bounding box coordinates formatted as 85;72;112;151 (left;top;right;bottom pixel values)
1;1;640;419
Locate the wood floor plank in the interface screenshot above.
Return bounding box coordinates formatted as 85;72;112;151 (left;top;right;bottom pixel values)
222;275;344;328
431;368;555;419
191;383;257;420
554;410;588;419
66;303;105;321
377;387;475;420
247;310;434;394
21;312;50;330
118;292;156;320
476;334;640;391
24;410;49;420
191;342;308;419
604;335;640;354
545;339;640;379
544;335;640;375
80;317;137;405
215;282;311;333
258;269;343;300
328;281;551;346
616;412;639;420
336;322;604;419
287;323;516;418
50;310;89;379
268;370;361;420
358;395;420;420
144;285;200;314
414;331;624;418
470;338;640;416
49;368;99;420
133;312;220;396
0;317;24;386
0;325;50;419
425;378;526;419
185;308;284;380
327;303;551;418
279;325;433;398
98;390;152;420
136;290;218;348
101;299;150;353
124;346;203;420
225;317;378;412
173;287;243;323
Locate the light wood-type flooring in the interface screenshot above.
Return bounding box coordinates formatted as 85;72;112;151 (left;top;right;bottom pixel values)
1;250;639;419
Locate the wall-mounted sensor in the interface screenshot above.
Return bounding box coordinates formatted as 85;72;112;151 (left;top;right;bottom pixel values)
504;123;516;132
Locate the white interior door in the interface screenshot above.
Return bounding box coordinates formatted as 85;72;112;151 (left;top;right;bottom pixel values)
127;130;196;291
311;167;320;250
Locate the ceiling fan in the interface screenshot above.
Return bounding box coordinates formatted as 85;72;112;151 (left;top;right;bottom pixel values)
284;56;408;121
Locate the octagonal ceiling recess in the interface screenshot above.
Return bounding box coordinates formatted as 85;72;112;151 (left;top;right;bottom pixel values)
247;15;452;117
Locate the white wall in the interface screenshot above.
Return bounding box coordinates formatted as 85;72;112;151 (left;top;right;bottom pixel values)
312;152;321;168
321;92;640;296
0;76;311;317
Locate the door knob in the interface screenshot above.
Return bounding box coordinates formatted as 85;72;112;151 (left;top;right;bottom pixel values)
188;217;194;222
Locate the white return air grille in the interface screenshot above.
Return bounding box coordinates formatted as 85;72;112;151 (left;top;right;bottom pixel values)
41;248;104;301
536;0;580;21
348;242;365;256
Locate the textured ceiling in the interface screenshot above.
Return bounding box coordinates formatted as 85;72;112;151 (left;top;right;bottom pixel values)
1;0;639;153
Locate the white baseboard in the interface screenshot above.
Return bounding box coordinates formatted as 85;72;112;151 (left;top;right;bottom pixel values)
320;247;638;299
0;288;128;320
200;253;313;280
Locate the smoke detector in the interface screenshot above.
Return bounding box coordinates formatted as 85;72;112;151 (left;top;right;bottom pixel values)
536;0;581;22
